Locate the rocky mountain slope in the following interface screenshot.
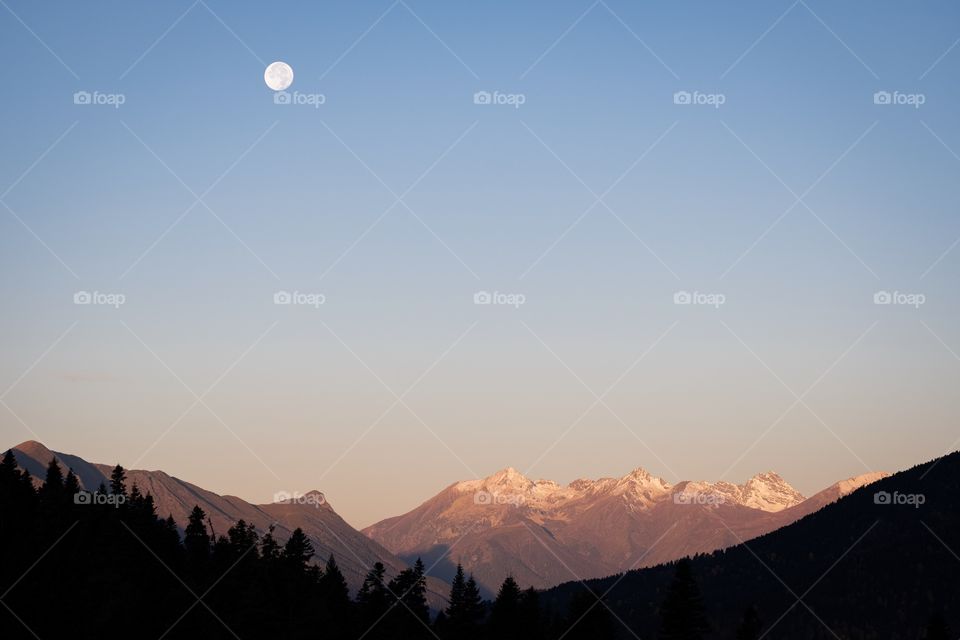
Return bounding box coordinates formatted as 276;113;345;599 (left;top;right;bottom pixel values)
8;440;444;600
364;465;886;594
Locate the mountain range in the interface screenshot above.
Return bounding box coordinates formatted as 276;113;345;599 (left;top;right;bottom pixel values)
541;451;960;638
9;440;887;598
8;440;448;602
363;465;888;594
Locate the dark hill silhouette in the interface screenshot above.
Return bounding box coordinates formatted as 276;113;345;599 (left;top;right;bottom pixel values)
541;451;960;639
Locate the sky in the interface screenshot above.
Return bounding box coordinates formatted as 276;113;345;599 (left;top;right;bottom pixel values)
1;0;959;528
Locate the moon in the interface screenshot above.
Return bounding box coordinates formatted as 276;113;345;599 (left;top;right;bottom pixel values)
264;61;294;91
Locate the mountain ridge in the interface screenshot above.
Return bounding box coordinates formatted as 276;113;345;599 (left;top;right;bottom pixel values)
364;465;886;593
7;440;447;603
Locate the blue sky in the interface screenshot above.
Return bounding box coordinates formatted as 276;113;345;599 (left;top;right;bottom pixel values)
1;0;959;526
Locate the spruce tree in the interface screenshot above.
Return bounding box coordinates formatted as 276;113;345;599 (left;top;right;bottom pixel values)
464;575;483;624
282;527;314;572
319;554;353;637
184;505;211;564
63;469;80;498
38;458;64;503
446;563;468;620
491;575;522;638
357;561;390;630
260;524;280;563
658;558;710;640
519;587;542;639
319;554;350;604
109;464;127;496
446;563;483;636
386;561;429;638
0;449;18;479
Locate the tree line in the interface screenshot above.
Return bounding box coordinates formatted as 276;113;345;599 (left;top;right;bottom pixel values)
2;452;950;638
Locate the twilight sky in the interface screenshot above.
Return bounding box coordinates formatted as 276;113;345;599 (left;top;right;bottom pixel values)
1;0;959;527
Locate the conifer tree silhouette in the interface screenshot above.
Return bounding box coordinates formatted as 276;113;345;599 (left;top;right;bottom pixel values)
282;527;314;572
184;505;211;565
357;561;390;637
63;469;79;498
109;464;127;496
491;575;523;639
658;558;710;640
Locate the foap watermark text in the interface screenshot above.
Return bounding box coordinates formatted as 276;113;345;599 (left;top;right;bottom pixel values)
274;290;326;308
474;290;526;308
674;290;726;308
74;291;126;308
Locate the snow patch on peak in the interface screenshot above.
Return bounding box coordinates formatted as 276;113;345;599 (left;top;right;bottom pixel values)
739;472;805;512
487;467;531;486
612;468;672;504
834;471;889;497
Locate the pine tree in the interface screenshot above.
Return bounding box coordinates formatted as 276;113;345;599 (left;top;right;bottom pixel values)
282;527;314;572
445;563;483;636
464;575;483;623
38;457;64;503
109;464;127;496
319;554;350;604
386;561;429;638
227;519;259;556
63;469;80;498
658;558;710;640
0;449;26;518
0;449;18;480
260;524;280;563
319;554;353;638
491;575;522;638
184;505;210;564
446;563;467;619
519;587;542;639
357;561;390;629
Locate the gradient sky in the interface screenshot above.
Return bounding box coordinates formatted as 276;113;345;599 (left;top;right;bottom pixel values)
1;0;958;527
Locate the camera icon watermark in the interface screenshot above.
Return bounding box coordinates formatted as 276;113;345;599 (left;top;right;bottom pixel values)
673;290;726;308
73;290;126;308
473;90;526;109
673;491;726;506
73;90;126;109
873;90;925;109
873;290;925;309
273;90;326;108
673;90;725;108
473;490;525;507
273;490;326;508
473;290;526;308
74;490;126;508
873;490;924;508
274;290;326;308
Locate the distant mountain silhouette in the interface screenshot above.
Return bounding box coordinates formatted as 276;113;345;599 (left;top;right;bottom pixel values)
541;452;960;639
8;440;447;602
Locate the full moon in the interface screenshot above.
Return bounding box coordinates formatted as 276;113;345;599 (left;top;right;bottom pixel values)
264;61;294;91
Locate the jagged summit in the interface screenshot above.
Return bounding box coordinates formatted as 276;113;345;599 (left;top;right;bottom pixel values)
451;464;801;513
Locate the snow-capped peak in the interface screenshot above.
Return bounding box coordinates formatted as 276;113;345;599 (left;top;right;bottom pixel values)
738;472;805;512
452;466;802;513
